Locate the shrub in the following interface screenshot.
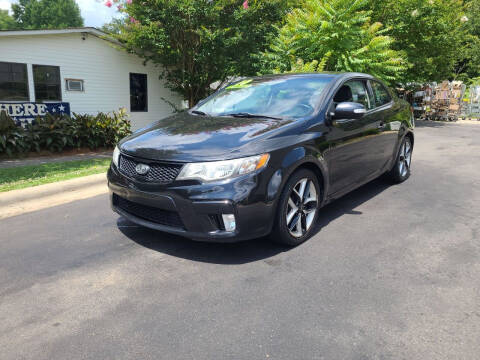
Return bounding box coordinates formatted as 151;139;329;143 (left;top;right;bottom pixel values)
73;108;131;149
26;113;77;152
0;111;29;156
0;109;131;157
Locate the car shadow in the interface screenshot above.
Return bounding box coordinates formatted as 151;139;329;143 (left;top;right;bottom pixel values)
118;218;286;265
118;178;392;264
308;178;390;239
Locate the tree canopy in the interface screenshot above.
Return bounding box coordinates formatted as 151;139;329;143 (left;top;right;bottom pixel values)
263;0;407;84
102;0;480;104
114;0;294;106
11;0;84;29
368;0;466;83
0;9;16;30
457;0;480;81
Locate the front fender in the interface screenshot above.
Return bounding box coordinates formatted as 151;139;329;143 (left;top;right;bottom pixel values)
267;144;329;206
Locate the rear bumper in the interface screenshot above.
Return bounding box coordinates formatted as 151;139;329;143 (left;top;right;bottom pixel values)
108;165;276;242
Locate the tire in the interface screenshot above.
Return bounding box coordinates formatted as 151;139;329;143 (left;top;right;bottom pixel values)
388;136;413;183
270;169;321;246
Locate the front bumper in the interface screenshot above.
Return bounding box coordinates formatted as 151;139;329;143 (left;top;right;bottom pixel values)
108;164;277;242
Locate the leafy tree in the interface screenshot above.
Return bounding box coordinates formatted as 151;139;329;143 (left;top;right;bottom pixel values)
0;10;17;30
263;0;407;84
111;0;292;107
12;0;84;29
101;17;126;35
456;0;480;81
368;0;466;83
465;0;480;38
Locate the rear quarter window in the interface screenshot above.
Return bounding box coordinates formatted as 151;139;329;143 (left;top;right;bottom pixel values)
371;81;392;107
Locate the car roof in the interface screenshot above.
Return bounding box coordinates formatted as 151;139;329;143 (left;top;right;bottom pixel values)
252;72;375;81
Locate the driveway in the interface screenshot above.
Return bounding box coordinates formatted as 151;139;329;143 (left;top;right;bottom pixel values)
1;121;479;360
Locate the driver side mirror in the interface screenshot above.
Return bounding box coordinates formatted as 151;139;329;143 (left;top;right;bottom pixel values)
331;102;366;120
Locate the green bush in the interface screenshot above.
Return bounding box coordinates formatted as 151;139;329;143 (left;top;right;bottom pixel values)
26;113;77;152
73;108;131;149
0;111;29;156
0;109;131;157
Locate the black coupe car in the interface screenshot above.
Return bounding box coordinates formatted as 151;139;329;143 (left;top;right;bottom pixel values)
108;73;414;245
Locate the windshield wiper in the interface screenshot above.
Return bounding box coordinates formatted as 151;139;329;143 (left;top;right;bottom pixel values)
191;110;209;116
221;112;283;120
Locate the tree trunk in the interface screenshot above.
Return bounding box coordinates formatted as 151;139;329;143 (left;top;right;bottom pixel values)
188;91;195;108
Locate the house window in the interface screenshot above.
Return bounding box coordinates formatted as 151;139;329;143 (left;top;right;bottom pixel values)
130;73;148;112
0;61;29;101
33;65;61;102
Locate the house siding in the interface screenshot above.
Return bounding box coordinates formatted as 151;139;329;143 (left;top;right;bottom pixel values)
1;32;182;130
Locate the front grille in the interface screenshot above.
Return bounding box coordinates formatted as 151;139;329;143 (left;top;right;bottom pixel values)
113;194;185;229
119;155;182;183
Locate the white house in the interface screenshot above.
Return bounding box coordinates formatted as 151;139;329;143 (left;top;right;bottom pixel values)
0;27;183;130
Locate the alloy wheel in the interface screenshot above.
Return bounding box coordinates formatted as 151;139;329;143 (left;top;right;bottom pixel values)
286;178;318;238
398;138;412;178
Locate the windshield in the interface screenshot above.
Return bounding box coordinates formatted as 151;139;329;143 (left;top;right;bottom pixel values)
195;75;334;119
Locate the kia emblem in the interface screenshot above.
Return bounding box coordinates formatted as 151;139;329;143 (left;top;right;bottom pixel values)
135;163;150;175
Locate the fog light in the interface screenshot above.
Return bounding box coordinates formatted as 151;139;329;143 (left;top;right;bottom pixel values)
222;214;236;232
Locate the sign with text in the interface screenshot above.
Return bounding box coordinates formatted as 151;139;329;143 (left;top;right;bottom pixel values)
0;102;71;126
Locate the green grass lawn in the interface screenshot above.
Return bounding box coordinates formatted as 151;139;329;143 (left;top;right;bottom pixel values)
0;158;111;192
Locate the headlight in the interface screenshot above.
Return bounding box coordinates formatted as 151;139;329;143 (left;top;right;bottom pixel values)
177;154;270;182
112;146;120;167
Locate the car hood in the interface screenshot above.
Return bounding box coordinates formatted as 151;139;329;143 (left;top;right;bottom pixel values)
119;112;295;162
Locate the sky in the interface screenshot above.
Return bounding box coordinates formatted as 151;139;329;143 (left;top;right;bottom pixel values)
0;0;118;28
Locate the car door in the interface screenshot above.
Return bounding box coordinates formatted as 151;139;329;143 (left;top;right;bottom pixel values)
367;80;398;169
324;79;379;195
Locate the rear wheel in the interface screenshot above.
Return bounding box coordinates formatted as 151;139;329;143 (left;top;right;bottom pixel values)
389;136;413;183
270;169;321;246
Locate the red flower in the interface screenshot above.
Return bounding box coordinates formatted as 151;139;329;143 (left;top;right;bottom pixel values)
105;0;113;8
243;0;249;9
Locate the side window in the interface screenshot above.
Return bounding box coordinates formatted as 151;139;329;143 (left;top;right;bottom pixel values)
333;80;372;109
370;81;392;107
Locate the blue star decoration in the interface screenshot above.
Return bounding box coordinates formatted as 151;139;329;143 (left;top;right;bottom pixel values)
46;103;70;116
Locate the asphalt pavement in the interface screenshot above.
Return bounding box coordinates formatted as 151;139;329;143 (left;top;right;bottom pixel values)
1;121;479;360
